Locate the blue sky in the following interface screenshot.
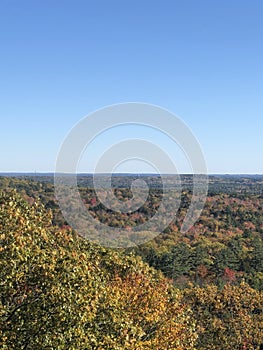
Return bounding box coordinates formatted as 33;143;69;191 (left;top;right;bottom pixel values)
0;0;262;173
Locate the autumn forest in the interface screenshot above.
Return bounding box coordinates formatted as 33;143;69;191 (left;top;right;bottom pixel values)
0;175;263;349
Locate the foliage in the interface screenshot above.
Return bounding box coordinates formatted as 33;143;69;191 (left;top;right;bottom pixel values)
183;282;263;350
0;191;197;349
1;176;263;290
1;175;263;349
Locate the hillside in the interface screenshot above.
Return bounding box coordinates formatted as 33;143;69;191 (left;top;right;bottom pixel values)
0;177;263;349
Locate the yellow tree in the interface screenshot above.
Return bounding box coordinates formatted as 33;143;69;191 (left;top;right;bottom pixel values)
0;191;198;349
184;282;263;350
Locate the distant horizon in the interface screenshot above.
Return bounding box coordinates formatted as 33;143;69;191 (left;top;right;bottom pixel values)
1;172;263;176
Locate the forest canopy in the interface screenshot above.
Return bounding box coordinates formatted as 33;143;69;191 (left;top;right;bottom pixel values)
0;176;263;349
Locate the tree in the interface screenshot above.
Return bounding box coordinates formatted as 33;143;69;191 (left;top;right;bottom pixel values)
184;282;263;350
0;191;198;349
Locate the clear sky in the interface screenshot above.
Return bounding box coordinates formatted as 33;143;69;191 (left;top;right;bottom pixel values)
1;0;262;174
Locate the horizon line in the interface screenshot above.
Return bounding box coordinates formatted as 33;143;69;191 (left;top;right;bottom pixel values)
1;172;263;176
